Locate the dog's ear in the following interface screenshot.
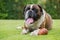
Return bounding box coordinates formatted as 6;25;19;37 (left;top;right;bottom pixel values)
23;5;26;15
38;5;43;12
23;5;26;12
38;5;43;15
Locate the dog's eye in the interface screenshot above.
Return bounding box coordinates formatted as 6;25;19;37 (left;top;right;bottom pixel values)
32;8;38;13
26;8;30;11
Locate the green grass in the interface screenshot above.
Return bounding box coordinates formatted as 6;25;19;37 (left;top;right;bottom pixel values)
0;20;60;40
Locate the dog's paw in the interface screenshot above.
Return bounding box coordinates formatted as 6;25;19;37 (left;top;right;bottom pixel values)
30;29;40;36
21;29;29;34
16;26;22;30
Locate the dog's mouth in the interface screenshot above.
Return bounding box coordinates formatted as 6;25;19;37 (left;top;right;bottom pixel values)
25;18;34;24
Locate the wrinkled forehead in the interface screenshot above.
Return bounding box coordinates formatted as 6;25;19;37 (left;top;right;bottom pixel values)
26;4;40;9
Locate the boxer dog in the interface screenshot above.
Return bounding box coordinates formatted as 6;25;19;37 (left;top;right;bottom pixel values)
21;4;52;34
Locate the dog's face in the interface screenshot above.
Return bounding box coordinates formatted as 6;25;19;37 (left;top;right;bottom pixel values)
24;4;43;24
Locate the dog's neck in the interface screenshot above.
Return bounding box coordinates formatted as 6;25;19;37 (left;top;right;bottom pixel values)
37;9;45;27
25;9;46;29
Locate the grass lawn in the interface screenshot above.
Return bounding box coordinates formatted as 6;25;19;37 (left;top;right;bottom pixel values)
0;20;60;40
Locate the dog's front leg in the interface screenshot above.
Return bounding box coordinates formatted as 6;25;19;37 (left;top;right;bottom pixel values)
30;29;40;36
21;27;29;34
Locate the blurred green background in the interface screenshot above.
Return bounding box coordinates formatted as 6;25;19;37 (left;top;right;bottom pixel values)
0;0;60;19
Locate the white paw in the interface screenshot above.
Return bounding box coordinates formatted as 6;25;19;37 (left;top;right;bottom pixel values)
30;29;40;36
21;29;29;34
16;26;22;30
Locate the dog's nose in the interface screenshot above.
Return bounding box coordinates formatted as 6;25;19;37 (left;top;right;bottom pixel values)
28;11;33;17
29;11;32;14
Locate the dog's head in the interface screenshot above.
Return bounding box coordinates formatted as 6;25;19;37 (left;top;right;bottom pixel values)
23;4;43;24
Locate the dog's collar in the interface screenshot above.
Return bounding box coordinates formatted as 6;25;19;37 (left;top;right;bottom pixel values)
25;9;46;29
